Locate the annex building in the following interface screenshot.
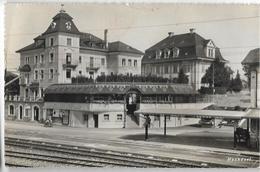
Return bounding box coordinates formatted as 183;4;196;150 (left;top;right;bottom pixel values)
141;29;227;90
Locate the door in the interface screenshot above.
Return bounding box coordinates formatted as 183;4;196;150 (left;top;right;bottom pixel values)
33;106;39;121
93;114;98;128
19;106;23;120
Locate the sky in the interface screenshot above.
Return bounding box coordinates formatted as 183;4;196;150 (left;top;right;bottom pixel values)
4;3;260;79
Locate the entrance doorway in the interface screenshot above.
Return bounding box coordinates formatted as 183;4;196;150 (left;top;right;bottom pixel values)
33;106;39;121
19;106;23;120
93;114;98;128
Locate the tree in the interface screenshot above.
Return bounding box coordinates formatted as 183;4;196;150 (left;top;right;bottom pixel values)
242;64;251;89
177;68;189;84
232;70;243;92
201;58;233;88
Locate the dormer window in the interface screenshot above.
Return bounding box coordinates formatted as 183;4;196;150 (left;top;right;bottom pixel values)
206;40;215;58
156;50;162;59
207;48;215;58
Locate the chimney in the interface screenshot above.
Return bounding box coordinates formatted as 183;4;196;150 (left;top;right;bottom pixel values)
189;28;195;33
168;32;174;37
104;29;108;48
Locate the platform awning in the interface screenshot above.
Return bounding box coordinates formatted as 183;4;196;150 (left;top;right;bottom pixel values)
243;109;260;119
135;108;247;119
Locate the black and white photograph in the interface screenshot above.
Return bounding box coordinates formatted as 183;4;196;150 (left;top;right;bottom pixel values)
1;1;260;170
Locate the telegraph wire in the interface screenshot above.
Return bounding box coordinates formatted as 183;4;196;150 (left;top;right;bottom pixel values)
5;15;260;36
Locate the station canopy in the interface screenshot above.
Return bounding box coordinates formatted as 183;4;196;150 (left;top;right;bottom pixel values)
135;107;260;119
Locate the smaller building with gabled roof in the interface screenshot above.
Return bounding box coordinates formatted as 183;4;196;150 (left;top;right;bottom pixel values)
142;29;227;90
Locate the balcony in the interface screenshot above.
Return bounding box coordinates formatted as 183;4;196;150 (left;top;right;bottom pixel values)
5;95;44;102
63;63;77;69
86;66;100;71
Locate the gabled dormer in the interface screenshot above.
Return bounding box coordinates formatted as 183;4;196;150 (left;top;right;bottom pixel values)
205;39;216;58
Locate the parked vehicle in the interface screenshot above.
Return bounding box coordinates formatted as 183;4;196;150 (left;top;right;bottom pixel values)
199;118;214;127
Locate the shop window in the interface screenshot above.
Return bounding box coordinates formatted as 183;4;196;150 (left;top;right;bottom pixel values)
154;115;160;121
117;114;122;121
104;114;109;121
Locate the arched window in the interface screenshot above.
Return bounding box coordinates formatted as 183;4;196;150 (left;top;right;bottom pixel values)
9;105;14;115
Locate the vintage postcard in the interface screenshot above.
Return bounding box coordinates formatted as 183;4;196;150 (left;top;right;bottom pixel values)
2;1;260;170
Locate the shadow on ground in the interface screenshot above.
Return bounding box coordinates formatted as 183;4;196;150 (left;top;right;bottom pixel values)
120;126;253;151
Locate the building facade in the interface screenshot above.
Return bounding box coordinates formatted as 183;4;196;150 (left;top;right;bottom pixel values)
42;82;200;128
141;29;227;90
5;9;143;122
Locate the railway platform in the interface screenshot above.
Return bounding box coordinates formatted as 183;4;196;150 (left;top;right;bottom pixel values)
4;120;260;168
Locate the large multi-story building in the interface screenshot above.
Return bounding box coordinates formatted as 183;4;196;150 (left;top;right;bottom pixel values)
5;9;143;122
141;29;227;90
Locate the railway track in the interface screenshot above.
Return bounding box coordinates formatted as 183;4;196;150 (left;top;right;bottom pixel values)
4;137;248;168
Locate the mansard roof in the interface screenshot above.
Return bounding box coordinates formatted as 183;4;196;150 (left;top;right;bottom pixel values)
242;48;260;65
108;41;144;55
44;83;197;95
16;11;143;55
142;32;227;63
42;11;80;35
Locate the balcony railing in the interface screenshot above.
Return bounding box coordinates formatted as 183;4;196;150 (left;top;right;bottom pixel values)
5;95;44;102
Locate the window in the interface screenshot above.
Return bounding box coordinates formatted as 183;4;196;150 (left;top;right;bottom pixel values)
35;56;38;64
101;58;105;66
40;70;44;80
50;37;54;46
67;38;72;46
134;60;137;67
173;65;178;73
207;48;214;58
49;69;54;79
25;74;29;84
90;57;94;68
154;115;160;121
79;56;82;63
83;114;88;121
165;115;170;121
9;105;14;115
66;53;72;64
34;70;38;80
79;70;82;75
49;53;54;63
101;72;105;76
41;88;44;97
104;114;109;121
117;114;122;121
25;57;30;64
25;88;29;98
66;69;71;78
128;59;132;66
164;65;169;74
40;54;44;64
122;59;126;66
